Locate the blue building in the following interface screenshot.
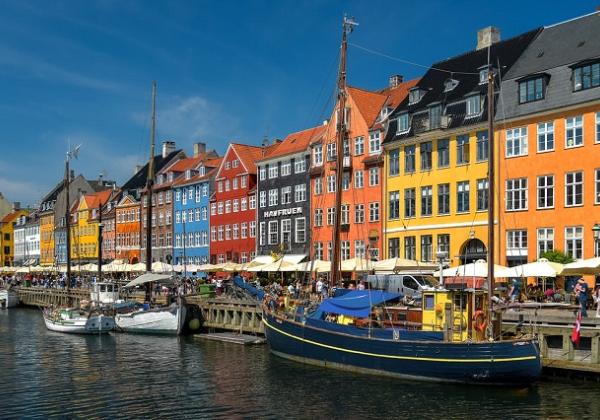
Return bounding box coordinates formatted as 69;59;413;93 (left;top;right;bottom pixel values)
172;152;221;275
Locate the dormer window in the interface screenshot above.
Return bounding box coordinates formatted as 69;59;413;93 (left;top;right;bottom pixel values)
443;78;459;92
185;169;191;180
479;68;489;85
199;166;205;176
518;75;547;104
429;105;442;129
572;60;600;91
397;113;410;133
465;95;481;117
156;174;162;185
408;87;426;104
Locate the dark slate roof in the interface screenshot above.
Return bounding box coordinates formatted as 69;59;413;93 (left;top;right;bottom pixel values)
39;180;64;206
121;149;182;191
384;28;541;144
499;12;600;121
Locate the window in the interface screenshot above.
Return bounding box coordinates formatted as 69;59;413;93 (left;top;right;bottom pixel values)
505;127;528;157
369;131;381;154
342;172;350;191
420;142;432;170
268;221;278;245
596;169;600;204
506;178;528;211
437;138;449;168
397;113;410;133
565;116;583;148
194;208;200;221
476;131;488;161
158;191;164;205
519;77;545;103
268;164;278;179
354;204;364;223
341;241;350;260
210;227;216;242
182;193;187;206
476;179;488;211
429;105;442;129
573;62;600;91
225;200;231;213
259;191;266;208
369;202;380;222
327;208;335;226
313;145;323;165
341;204;350;225
565;171;583;207
404;236;416;260
388;238;400;258
281;186;292;204
259;222;265;246
354;136;364;155
388;191;400;220
218;225;223;241
294;184;306;202
281;161;291;176
466;95;481;117
456;181;470;213
537;122;554;152
565;226;583;260
217;202;224;214
268;189;278;206
225;180;230;191
232;199;239;212
437;234;450;257
225;225;231;240
355;240;366;258
537;228;554;258
249;221;256;238
537;175;554;209
175;211;181;224
404;188;415;218
225;161;231;170
326;143;337;161
389;149;400;176
294;158;306;173
314;177;323;195
404;145;415;173
596;112;600;143
241;222;247;239
507;230;528;256
249;196;256;209
295;218;306;243
456;135;470;164
240;175;247;188
354;170;364;188
421;235;433;262
281;219;291;245
211;203;216;216
314;242;323;260
479;68;489;84
314;208;323;227
175;190;181;202
438;183;450;215
369;167;379;186
421;186;432;216
327;175;336;193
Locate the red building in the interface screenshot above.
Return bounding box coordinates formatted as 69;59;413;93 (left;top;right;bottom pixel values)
210;143;276;264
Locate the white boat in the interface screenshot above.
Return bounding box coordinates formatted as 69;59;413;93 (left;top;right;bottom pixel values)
0;288;19;309
43;307;115;334
115;303;186;335
90;282;120;306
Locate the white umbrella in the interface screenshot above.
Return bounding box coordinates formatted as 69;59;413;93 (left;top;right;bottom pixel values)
196;263;219;272
247;259;295;272
128;262;147;272
497;258;564;278
562;257;600;276
434;259;509;278
151;261;173;273
372;258;438;272
340;257;373;272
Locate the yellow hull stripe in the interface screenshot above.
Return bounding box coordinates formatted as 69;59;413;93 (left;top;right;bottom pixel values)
263;317;538;363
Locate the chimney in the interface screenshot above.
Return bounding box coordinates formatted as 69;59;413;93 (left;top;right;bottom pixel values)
193;142;206;157
162;140;176;158
12;201;20;211
261;136;269;147
134;164;142;174
389;74;403;88
322;119;328;126
477;26;500;50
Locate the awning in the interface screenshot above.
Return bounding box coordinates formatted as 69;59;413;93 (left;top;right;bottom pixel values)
123;273;173;288
315;290;402;318
282;254;307;264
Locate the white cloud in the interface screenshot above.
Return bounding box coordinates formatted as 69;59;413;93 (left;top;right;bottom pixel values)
0;177;44;206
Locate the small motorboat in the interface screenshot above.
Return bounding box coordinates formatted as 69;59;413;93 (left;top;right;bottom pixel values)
43;307;115;334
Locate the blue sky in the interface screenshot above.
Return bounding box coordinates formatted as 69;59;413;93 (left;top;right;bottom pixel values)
0;0;597;205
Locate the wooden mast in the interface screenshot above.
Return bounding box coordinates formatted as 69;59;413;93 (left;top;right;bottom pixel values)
64;153;72;300
486;66;495;340
331;16;357;288
145;81;157;302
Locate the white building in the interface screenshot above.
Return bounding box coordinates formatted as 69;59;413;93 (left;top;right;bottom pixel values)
13;213;40;266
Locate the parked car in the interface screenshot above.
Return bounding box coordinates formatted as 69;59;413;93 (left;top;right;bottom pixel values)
366;274;439;300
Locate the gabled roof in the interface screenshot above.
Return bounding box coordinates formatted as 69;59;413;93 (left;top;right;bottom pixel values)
84;189;112;210
160;151;218;174
121;149;183;191
379;78;422;109
116;193;139;207
229;143;277;174
347;86;388;127
1;211;22;224
259;125;326;161
172;157;223;187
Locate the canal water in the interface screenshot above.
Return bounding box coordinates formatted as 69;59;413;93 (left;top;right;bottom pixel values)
1;308;599;419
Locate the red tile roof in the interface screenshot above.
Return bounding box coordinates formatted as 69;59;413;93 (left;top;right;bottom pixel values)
84;189;112;209
172;157;223;187
347;86;388;127
1;211;21;224
260;125;326;160
379;77;421;109
231;143;277;174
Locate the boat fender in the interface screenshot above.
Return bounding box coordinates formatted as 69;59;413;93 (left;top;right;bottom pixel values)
472;310;487;332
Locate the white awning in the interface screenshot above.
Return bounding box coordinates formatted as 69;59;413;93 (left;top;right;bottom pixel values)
282;254;307;264
124;273;173;288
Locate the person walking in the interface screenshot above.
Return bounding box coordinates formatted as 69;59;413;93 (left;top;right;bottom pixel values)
575;278;589;317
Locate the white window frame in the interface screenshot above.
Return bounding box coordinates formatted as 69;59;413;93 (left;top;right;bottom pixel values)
354;136;364;155
565;226;583;260
369;167;379;187
506;229;528;257
314;208;323;227
294;184;307;202
537;227;554;259
354;170;364;188
259;167;266;181
313;145;323;166
505;178;528;211
268;189;278;206
595;169;600;205
565;116;584;148
537;121;554;153
537;175;554;209
281;161;291;176
369;131;381;155
295;217;306;243
565;171;584;207
369;202;380;222
281;186;292;204
294;158;306;174
259;191;266;208
314;177;323;195
268;221;278;245
505;127;528;158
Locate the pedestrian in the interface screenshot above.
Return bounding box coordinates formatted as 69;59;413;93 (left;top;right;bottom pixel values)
594;286;600;319
575;278;589;317
509;278;521;303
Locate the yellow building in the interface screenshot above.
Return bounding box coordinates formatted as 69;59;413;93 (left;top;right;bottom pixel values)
39;213;55;265
71;191;111;263
0;209;30;266
382;28;535;265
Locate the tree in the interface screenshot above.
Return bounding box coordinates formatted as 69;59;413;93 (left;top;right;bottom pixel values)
540;249;574;264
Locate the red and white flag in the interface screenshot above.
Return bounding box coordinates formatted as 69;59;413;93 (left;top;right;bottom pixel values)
571;311;582;347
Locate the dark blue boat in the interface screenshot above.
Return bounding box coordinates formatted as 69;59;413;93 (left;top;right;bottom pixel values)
263;290;541;385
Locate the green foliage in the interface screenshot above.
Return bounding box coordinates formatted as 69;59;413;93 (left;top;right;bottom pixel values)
540;249;574;264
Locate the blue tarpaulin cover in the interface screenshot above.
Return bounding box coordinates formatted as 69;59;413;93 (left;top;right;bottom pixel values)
233;277;265;300
314;290;401;318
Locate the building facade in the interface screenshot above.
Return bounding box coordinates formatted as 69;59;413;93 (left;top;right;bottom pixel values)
38;182;62;266
115;194;141;263
70;190;112;264
256;127;323;258
496;12;600;266
210;143;269;264
383;27;539;265
0;209;29;266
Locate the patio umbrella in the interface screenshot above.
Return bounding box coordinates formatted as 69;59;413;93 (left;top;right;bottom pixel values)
496;258;564;278
197;263;219;272
434;259;509;278
247;259;295;272
151;261;173;273
372;257;438;272
562;257;600;276
339;257;373;272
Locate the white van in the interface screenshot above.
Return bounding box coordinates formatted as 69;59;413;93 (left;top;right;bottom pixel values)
366;274;438;299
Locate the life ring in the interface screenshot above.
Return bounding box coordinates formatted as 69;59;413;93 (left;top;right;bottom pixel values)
472;310;487;332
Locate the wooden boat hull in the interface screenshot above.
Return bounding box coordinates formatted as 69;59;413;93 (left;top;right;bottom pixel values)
43;313;115;334
115;305;186;335
263;311;541;385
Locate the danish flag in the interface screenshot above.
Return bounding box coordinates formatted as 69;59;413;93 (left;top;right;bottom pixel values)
571;311;582;347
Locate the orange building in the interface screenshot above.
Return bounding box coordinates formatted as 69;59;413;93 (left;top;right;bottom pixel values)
497;13;600;269
309;80;417;265
115;194;141;264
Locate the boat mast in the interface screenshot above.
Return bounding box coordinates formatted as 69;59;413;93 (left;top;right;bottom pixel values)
64;151;72;298
486;65;495;340
331;16;357;288
145;81;157;301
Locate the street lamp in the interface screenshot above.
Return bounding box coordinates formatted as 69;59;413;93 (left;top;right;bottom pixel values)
592;223;600;257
